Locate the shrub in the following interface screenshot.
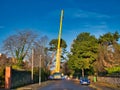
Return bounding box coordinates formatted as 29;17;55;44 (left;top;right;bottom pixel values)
105;66;120;74
0;67;5;87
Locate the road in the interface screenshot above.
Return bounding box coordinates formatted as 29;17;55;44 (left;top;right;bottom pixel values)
38;80;95;90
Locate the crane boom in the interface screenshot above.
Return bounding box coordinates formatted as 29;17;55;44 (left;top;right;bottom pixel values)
55;10;64;72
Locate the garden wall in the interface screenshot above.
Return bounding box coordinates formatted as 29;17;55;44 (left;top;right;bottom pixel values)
89;76;120;87
11;69;31;88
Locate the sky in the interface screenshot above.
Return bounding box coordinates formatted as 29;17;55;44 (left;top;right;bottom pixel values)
0;0;120;52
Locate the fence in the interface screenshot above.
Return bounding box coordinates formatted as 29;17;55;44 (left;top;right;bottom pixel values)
11;69;31;88
0;66;50;89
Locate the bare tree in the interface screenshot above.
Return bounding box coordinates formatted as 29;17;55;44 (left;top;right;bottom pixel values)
3;30;37;66
94;32;120;74
29;35;50;69
0;53;13;67
94;43;120;74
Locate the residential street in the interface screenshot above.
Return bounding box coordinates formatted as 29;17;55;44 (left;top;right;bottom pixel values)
38;80;95;90
15;79;120;90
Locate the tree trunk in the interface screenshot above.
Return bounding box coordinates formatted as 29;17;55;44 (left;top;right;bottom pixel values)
82;68;84;77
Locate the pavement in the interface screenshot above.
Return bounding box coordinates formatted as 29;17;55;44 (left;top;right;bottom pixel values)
13;81;54;90
90;82;120;90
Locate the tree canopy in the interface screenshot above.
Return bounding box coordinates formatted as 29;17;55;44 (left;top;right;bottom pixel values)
48;38;67;71
95;31;120;73
68;32;98;76
98;31;120;45
3;30;37;66
68;31;120;76
49;38;67;61
49;38;67;51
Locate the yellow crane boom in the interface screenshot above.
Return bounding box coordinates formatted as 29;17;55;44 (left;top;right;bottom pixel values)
55;10;64;72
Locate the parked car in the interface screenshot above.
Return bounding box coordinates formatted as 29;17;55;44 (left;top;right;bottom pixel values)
48;75;54;80
80;77;90;85
61;75;68;80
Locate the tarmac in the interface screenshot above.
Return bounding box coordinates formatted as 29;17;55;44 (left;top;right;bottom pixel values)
1;79;120;90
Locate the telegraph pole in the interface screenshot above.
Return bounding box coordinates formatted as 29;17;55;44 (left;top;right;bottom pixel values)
39;55;42;85
31;48;34;83
55;10;64;72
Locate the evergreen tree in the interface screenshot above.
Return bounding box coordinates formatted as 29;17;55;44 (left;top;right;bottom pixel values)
68;32;98;77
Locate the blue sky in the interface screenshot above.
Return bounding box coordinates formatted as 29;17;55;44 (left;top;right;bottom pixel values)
0;0;120;52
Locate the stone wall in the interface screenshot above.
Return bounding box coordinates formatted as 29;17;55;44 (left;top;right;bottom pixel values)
89;76;120;87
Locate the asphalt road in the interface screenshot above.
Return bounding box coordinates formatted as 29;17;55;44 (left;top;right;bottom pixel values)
38;80;95;90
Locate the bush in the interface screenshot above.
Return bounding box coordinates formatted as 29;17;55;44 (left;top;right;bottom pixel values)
0;67;5;87
105;66;120;74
